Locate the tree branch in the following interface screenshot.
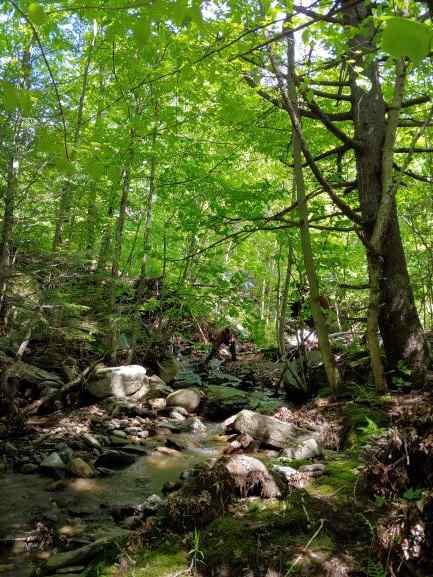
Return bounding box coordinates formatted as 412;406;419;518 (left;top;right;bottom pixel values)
394;147;433;153
393;163;433;184
310;89;352;101
268;53;363;225
8;0;69;160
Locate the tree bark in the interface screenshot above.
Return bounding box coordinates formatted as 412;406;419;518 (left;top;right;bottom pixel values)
343;0;428;385
0;36;32;319
272;18;339;393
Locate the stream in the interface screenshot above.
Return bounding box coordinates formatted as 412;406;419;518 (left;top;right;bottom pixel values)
0;423;224;577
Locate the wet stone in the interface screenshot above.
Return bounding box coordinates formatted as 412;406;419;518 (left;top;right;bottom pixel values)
40;452;67;475
82;433;102;450
95;450;136;468
69;457;94;479
110;436;127;446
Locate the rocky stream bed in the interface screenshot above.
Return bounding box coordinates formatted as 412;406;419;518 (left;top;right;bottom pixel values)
2;357;433;577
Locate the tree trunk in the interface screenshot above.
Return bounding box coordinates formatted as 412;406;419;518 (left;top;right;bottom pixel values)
343;0;428;384
0;37;32;320
379;205;427;378
282;17;339;393
140;96;159;278
277;246;293;358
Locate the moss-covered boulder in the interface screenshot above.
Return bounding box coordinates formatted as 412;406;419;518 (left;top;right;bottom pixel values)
203;385;251;419
203;385;282;420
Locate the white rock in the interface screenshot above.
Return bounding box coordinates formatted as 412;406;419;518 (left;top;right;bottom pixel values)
227;409;322;456
87;365;149;399
166;388;202;413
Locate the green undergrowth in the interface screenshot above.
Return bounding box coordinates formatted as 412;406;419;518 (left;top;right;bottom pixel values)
308;453;361;503
90;540;189;577
202;493;338;575
343;400;390;449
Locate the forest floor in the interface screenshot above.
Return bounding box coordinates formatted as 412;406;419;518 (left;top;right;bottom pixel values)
1;345;433;577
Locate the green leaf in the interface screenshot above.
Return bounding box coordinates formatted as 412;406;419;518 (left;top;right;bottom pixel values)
382;17;432;64
0;81;19;112
402;487;423;501
28;2;48;25
133;17;150;46
302;29;311;44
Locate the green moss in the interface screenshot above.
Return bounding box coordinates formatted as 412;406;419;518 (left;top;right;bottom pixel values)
205;385;284;418
249;391;282;415
309;454;360;502
92;547;188;577
134;550;188;576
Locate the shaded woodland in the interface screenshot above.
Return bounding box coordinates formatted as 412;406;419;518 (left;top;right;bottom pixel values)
1;1;433;576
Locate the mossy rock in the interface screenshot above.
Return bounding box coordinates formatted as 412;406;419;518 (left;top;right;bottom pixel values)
203;385;251;419
203;385;283;420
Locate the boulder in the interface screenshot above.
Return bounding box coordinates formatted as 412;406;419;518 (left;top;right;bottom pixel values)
204;385;250;419
189;417;207;434
171;406;189;417
81;433;102;450
149;374;166;387
69;457;94;478
87;365;149;399
0;353;64;389
219;455;281;498
166;388;201;413
271;465;298;481
225;409;322;454
20;463;39;474
280;437;322;460
299;463;327;476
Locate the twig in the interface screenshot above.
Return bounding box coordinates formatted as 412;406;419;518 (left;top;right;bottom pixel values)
285;519;325;575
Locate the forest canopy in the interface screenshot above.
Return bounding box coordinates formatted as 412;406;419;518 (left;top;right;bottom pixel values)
0;0;433;391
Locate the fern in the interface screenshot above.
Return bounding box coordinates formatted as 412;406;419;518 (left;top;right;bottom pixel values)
367;558;386;577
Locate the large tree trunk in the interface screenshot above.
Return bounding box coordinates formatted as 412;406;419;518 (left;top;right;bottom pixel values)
379;204;427;377
343;0;428;384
